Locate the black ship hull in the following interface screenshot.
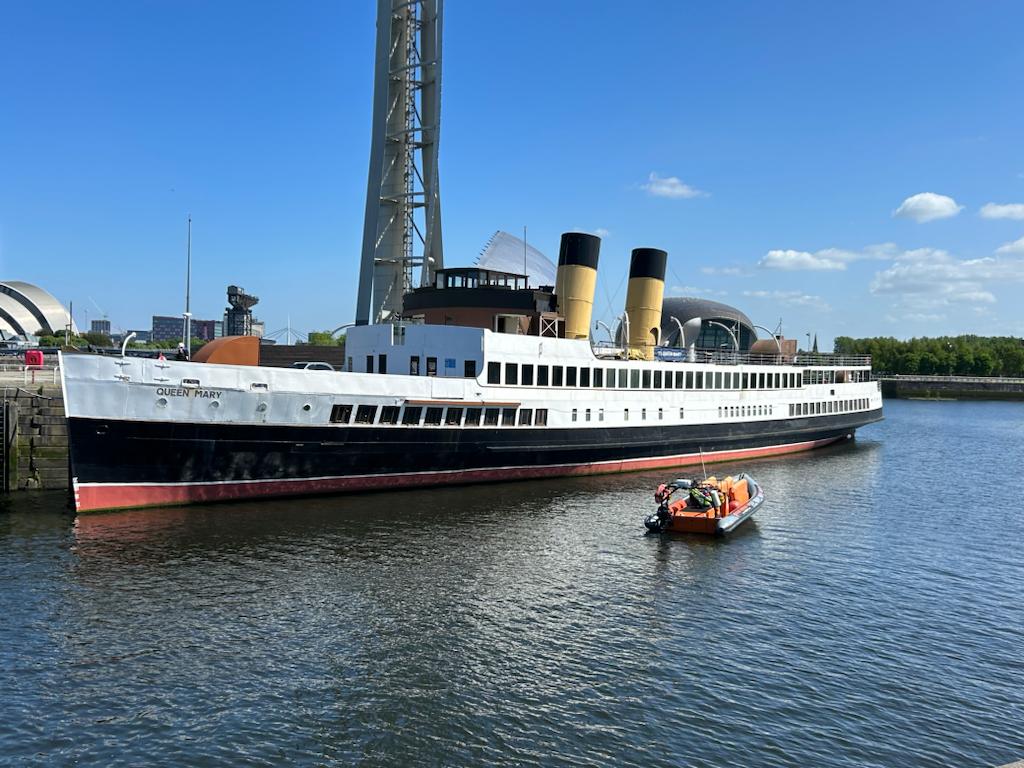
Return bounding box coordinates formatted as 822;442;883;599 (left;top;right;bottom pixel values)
69;409;882;512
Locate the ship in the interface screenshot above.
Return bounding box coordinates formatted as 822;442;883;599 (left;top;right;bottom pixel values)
59;233;883;513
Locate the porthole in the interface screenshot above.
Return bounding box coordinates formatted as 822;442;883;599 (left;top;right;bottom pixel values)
302;403;312;412
156;397;168;407
210;400;220;409
256;402;268;413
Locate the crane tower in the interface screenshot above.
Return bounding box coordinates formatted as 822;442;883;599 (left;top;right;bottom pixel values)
355;0;444;326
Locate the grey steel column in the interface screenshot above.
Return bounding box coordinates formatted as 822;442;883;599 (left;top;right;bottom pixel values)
355;0;444;326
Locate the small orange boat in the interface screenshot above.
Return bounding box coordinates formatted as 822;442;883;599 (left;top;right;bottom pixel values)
644;474;764;535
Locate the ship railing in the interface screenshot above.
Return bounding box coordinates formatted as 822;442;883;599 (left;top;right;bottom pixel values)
590;342;872;368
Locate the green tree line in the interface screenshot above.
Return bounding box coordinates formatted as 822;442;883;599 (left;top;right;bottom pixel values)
834;335;1024;377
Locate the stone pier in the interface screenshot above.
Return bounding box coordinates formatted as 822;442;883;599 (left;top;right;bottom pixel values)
1;385;68;493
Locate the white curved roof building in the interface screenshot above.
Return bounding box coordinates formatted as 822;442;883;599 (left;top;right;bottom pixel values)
0;281;77;337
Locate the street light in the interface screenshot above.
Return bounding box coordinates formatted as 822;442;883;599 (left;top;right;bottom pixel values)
752;324;783;356
595;320;615;344
707;320;739;351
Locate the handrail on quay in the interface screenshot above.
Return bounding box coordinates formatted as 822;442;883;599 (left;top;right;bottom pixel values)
877;373;1024;385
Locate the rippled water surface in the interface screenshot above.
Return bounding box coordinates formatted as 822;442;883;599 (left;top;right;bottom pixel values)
2;399;1023;766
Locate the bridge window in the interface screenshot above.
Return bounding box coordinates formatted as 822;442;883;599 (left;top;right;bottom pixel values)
487;362;501;384
537;365;549;386
424;407;443;425
585;408;591;422
580;367;591;387
664;370;673;389
618;369;628;388
519;409;533;426
553;366;564;386
536;408;548;426
502;408;517;426
402;406;422;425
378;355;388;374
410;357;420;375
445;408;463;426
427;357;438;377
642;370;652;389
379;406;400;424
566;367;577;387
355;405;377;424
366;355;374;374
631;370;641;388
464;360;477;378
465;407;482;426
505;363;518;385
484;408;500;426
593;368;604;387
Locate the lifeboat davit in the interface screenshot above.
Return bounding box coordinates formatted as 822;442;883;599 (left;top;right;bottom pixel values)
644;474;764;536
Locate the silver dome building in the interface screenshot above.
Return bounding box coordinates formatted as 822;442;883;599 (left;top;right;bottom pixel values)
659;296;756;351
0;281;77;337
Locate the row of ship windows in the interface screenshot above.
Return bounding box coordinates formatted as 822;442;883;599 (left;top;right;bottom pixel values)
330;404;550;427
718;405;775;418
327;404;694;427
487;362;803;391
789;398;870;417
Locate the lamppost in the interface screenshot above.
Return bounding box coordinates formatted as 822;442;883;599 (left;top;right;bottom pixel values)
707;320;739;351
752;324;783;356
183;215;192;359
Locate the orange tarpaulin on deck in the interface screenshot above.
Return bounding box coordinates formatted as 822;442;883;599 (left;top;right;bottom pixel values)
191;336;260;366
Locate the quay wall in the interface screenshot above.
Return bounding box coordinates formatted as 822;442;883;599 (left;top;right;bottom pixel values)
879;375;1024;400
1;383;68;494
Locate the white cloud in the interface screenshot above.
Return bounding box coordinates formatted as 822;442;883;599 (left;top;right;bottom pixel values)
700;266;751;277
996;236;1024;254
641;172;707;199
594;227;611;238
669;285;727;297
742;290;830;311
981;203;1024;220
892;192;963;223
869;246;1024;311
759;249;846;271
758;243;897;272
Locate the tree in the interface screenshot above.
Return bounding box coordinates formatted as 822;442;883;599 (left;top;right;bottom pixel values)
81;331;113;347
306;330;346;348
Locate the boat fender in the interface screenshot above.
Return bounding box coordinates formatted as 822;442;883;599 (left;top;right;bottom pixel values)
709;489;721;514
673;479;693;489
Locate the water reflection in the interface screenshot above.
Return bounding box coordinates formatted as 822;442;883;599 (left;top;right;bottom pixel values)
3;402;1023;766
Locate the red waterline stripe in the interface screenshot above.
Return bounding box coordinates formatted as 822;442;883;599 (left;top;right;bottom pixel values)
74;435;845;512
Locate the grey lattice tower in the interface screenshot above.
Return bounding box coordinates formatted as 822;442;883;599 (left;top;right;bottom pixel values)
355;0;444;326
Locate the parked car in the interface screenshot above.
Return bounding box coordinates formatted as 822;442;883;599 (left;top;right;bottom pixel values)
289;361;335;371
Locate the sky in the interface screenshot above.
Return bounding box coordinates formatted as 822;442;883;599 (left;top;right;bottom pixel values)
2;0;1023;348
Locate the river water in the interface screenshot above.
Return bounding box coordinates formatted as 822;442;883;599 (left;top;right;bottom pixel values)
1;399;1022;767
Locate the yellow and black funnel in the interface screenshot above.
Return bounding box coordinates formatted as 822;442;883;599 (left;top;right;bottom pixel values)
624;247;667;360
555;232;601;340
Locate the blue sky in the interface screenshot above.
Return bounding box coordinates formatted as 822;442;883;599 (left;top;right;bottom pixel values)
2;1;1023;347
